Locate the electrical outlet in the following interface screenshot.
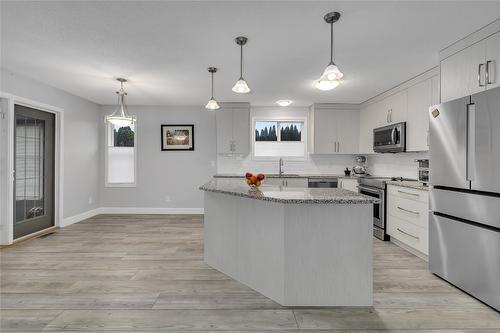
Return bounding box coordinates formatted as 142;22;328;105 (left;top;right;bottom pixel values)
164;195;171;203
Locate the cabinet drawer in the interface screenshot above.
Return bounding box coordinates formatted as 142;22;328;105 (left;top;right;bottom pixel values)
388;195;428;229
388;215;428;255
388;185;428;203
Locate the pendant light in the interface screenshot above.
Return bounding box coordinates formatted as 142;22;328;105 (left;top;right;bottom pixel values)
232;36;251;93
314;12;344;91
205;67;220;110
105;78;136;126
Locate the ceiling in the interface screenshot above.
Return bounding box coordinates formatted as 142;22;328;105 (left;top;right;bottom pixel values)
2;1;500;106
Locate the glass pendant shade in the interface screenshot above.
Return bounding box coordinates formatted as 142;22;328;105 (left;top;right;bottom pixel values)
106;93;136;126
205;98;220;110
315;12;343;91
322;62;344;80
314;78;340;91
232;78;251;93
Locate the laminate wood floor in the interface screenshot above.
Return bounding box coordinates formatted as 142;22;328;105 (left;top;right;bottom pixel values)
1;214;499;332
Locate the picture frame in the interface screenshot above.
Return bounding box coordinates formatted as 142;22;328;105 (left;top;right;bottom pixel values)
161;124;194;151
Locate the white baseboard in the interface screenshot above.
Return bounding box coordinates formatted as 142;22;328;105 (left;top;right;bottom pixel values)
391;238;429;262
98;207;204;215
61;208;101;227
61;207;204;228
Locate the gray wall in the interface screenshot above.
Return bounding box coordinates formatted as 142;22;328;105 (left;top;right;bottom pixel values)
1;68;101;218
99;105;216;210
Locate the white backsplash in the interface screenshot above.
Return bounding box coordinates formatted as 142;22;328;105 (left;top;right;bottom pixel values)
217;152;429;179
217;154;357;175
366;152;429;179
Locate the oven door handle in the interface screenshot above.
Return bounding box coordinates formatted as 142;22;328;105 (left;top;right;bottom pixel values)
358;185;384;195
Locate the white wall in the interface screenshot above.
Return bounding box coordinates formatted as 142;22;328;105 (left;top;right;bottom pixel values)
99;105;216;211
0;68;101;219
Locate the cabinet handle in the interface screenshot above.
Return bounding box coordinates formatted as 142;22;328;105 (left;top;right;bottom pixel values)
486;60;495;84
397;206;420;215
337;141;340;152
397;228;420;240
387;111;390;123
427;131;429;147
479;63;485;87
397;190;420;197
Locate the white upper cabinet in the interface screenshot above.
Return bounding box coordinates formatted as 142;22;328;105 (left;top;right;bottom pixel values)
441;30;500;103
216;103;250;155
441;40;486;103
407;77;433;152
383;90;407;124
335;110;360;153
311;105;359;154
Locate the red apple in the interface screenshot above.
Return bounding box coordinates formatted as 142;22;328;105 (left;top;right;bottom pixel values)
245;172;253;179
257;173;265;181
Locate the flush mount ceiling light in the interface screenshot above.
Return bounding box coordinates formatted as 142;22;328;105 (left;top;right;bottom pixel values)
232;36;251;94
314;11;344;91
276;100;293;107
105;78;136;126
205;67;220;110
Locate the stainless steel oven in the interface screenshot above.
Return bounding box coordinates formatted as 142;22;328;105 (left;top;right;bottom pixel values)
373;122;406;153
358;184;387;240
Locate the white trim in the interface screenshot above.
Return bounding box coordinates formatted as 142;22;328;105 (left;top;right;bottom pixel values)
98;207;204;215
61;207;204;228
360;67;440;107
0;92;64;245
61;208;101;227
439;18;500;61
391;238;428;262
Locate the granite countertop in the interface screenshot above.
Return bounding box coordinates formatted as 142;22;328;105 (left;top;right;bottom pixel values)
386;180;429;191
214;173;359;179
200;178;378;204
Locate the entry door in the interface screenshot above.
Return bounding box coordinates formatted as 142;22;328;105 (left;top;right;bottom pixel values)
14;105;55;239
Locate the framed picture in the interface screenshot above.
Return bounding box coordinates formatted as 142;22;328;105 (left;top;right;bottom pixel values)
161;124;194;151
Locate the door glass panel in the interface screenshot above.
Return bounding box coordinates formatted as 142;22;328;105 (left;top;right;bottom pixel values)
374;129;393;146
15;115;45;223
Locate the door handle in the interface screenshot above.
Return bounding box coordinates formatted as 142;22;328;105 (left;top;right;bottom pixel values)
391;128;397;145
466;103;476;181
397;190;419;197
397;228;419;240
478;63;485;87
486;60;495;84
397;206;420;215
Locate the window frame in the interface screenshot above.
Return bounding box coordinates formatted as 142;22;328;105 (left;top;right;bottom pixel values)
104;118;137;188
251;116;307;161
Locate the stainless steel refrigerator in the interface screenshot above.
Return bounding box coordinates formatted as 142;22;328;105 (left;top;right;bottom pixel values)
429;86;500;311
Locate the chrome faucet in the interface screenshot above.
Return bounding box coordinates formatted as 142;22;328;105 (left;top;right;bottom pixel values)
279;158;284;177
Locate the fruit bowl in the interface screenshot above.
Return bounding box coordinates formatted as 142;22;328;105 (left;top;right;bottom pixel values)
245;172;265;188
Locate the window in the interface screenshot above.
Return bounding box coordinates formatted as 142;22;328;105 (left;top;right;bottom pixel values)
253;119;306;158
105;121;136;186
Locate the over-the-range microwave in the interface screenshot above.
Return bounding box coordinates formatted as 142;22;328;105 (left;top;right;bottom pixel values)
373;122;406;153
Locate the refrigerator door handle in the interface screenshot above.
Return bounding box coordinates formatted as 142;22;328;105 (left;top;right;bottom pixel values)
467;103;476;182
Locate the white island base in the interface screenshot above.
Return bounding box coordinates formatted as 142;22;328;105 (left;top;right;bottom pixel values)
204;191;373;306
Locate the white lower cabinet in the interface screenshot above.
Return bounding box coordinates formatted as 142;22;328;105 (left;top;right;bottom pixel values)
339;178;359;192
387;185;429;256
265;177;307;188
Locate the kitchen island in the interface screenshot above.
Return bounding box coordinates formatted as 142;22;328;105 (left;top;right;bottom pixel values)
200;178;377;306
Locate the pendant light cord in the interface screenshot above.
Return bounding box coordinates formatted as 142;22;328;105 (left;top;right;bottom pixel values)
330;22;334;63
240;44;243;79
211;71;214;98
